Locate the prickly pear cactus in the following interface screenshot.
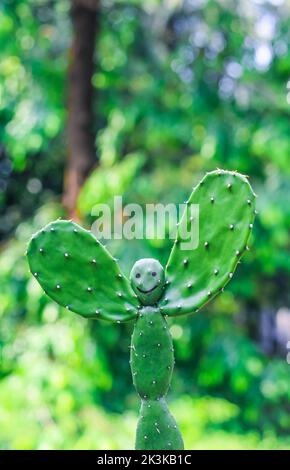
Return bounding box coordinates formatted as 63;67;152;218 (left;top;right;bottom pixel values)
27;220;139;322
26;170;256;450
130;306;184;450
160;169;256;316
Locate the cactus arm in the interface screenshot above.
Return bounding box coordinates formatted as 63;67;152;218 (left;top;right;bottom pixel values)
130;307;184;450
27;220;139;322
160;170;256;317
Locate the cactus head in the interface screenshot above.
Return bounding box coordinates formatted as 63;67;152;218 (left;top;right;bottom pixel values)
130;258;165;306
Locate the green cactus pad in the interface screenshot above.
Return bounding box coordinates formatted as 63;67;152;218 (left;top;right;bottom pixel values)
27;220;139;322
131;307;184;450
135;398;184;450
160;170;256;317
130;307;173;399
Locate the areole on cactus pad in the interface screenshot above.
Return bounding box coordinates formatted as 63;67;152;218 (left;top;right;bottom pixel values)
26;170;256;450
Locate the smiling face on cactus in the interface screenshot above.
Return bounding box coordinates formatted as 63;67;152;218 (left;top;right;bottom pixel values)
26;169;256;451
130;258;165;306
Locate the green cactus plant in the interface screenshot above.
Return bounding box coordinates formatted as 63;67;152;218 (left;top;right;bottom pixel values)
26;170;256;450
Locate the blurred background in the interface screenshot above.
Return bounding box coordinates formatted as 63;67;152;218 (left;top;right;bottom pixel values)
0;0;290;450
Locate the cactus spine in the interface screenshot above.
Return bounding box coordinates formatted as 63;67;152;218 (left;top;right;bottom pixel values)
26;169;256;450
130;307;183;450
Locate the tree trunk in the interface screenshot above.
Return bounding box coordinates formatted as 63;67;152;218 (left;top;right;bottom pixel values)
63;0;99;218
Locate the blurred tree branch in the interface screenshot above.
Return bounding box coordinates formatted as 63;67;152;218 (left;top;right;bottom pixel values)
63;0;99;218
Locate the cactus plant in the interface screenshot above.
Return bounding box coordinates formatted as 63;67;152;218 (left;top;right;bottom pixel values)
27;170;256;450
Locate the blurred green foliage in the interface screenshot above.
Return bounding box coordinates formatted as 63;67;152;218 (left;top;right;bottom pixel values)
0;0;290;449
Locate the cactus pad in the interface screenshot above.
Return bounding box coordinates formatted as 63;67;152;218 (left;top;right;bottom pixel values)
131;307;184;450
27;220;139;321
160;170;256;316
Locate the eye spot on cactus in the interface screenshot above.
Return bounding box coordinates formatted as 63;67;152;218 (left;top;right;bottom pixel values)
227;183;232;190
229;224;235;230
229;272;233;278
152;380;156;384
247;199;251;205
152;271;157;277
207;291;211;296
56;284;61;289
65;305;70;310
204;241;209;248
136;273;141;278
34;272;38;277
87;287;93;292
64;252;69;258
50;228;55;232
214;269;219;275
117;273;122;278
95;309;100;314
210;196;215;203
117;292;123;297
187;282;192;288
39;248;44;253
157;343;161;347
236;250;240;256
249;223;253;229
183;258;188;265
73;228;78;233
